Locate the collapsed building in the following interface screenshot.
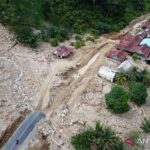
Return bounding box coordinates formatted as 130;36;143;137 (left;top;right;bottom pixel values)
117;32;150;62
116;22;150;63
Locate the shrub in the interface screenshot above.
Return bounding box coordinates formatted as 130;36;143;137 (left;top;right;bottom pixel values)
127;67;150;86
114;72;128;86
70;42;75;46
140;118;150;133
86;36;95;42
74;24;87;34
71;122;123;150
41;27;51;42
92;21;111;34
50;38;59;47
75;35;83;41
15;26;39;48
132;54;141;61
129;81;148;105
55;35;65;42
142;69;150;87
127;67;140;81
74;40;85;49
46;26;68;39
105;85;129;113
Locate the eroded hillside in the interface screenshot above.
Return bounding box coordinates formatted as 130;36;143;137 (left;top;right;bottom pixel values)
0;14;150;150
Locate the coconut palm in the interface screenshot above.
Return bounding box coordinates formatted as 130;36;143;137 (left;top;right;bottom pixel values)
115;72;128;86
71;122;123;150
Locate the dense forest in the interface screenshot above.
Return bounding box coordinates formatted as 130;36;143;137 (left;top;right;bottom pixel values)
0;0;150;47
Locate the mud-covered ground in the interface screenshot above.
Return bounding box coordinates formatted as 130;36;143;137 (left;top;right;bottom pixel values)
0;14;150;150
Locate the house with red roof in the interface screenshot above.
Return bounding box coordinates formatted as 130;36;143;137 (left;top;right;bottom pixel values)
117;32;150;63
105;50;127;62
54;45;73;58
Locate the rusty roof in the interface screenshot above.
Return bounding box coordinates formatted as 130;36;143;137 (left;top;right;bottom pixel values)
106;50;127;62
54;45;73;58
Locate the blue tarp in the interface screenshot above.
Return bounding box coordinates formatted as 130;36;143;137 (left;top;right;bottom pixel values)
140;38;150;47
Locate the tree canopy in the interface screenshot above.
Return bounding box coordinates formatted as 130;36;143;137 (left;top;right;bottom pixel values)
0;0;149;47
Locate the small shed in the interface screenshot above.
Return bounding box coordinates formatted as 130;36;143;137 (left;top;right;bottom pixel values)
98;66;116;82
105;50;127;62
117;60;134;73
54;45;73;58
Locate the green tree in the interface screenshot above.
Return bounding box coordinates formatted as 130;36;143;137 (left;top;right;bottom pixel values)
129;81;148;105
105;85;129;113
0;0;149;47
140;118;150;133
71;122;123;150
114;72;128;86
130;0;146;11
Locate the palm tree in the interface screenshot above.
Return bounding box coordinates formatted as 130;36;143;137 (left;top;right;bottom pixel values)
115;72;128;86
95;122;123;150
71;122;123;150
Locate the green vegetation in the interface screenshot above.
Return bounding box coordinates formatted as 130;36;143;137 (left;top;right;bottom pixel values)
0;0;149;47
129;81;148;105
124;130;144;149
115;67;150;87
105;85;129;113
74;40;85;49
114;72;128;86
114;68;149;107
50;38;59;47
142;69;150;87
132;54;141;61
127;67;150;86
75;35;83;41
140;117;150;133
71;122;123;150
86;36;96;42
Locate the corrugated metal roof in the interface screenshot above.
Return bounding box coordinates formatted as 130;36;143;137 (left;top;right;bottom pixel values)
106;50;127;62
98;66;116;82
117;33;150;60
54;45;73;58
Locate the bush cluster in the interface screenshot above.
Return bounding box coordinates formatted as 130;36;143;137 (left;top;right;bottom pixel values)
0;0;149;47
127;67;149;86
114;68;149;107
129;81;148;105
74;40;85;49
71;122;123;150
105;86;129;113
140;118;150;133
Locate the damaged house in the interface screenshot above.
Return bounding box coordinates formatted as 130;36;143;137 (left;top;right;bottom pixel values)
117;31;150;63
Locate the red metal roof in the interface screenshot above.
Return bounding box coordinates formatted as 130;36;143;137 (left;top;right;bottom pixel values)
117;36;133;50
139;45;150;57
117;32;150;62
54;45;73;58
106;50;127;62
117;34;145;51
126;43;150;58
